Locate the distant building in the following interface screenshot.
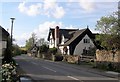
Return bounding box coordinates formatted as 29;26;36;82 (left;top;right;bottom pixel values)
47;26;98;55
0;26;9;57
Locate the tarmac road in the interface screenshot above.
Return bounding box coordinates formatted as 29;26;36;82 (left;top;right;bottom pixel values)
14;54;119;82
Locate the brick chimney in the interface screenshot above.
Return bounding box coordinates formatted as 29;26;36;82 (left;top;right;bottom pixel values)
55;26;59;48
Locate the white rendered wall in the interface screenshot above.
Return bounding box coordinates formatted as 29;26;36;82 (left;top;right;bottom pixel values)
59;46;64;54
73;34;95;55
61;35;68;45
59;46;70;55
49;33;55;48
59;35;70;55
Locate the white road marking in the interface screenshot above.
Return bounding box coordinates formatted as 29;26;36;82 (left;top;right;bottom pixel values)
42;66;56;72
31;62;38;65
106;71;120;75
67;76;79;80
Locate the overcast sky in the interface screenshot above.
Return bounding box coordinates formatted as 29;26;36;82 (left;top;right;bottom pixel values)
0;0;119;46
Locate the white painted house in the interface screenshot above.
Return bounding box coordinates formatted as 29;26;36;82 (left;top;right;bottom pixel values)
47;26;97;55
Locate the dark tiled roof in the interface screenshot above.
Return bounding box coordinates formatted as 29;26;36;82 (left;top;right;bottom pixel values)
0;25;9;36
64;28;87;46
47;28;78;42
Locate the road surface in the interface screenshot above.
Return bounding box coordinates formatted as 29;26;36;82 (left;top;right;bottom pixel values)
14;54;119;82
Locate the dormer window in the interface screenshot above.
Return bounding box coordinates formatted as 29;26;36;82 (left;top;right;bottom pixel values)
83;39;90;43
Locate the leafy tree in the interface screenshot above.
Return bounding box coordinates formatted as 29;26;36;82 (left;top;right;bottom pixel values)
95;11;120;50
31;33;37;44
25;38;33;50
12;44;21;56
37;38;49;53
37;38;49;46
20;47;27;54
25;33;37;51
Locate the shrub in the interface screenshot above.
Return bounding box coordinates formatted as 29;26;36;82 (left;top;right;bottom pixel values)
107;63;113;71
98;64;107;70
21;50;27;54
54;54;63;61
12;44;22;56
49;47;57;55
39;45;49;53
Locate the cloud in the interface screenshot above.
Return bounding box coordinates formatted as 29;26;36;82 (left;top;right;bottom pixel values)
33;21;83;40
18;1;65;18
14;32;31;46
18;2;42;16
65;25;78;29
27;3;42;16
43;0;65;18
18;2;26;13
33;21;63;40
78;0;95;12
52;6;65;18
43;0;57;10
67;0;75;3
14;21;63;46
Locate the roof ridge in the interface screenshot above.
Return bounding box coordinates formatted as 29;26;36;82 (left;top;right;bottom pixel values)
64;28;89;46
50;28;78;30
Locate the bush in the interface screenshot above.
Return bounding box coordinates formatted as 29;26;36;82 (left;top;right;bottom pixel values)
49;47;57;55
12;44;22;56
21;50;27;54
54;55;63;61
97;64;107;70
107;63;113;71
39;45;49;53
96;61;120;72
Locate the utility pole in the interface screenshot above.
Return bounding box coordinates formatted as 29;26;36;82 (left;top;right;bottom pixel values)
10;17;15;45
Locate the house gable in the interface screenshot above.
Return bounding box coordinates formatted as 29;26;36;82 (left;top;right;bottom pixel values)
68;28;95;55
47;28;55;41
74;34;95;55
